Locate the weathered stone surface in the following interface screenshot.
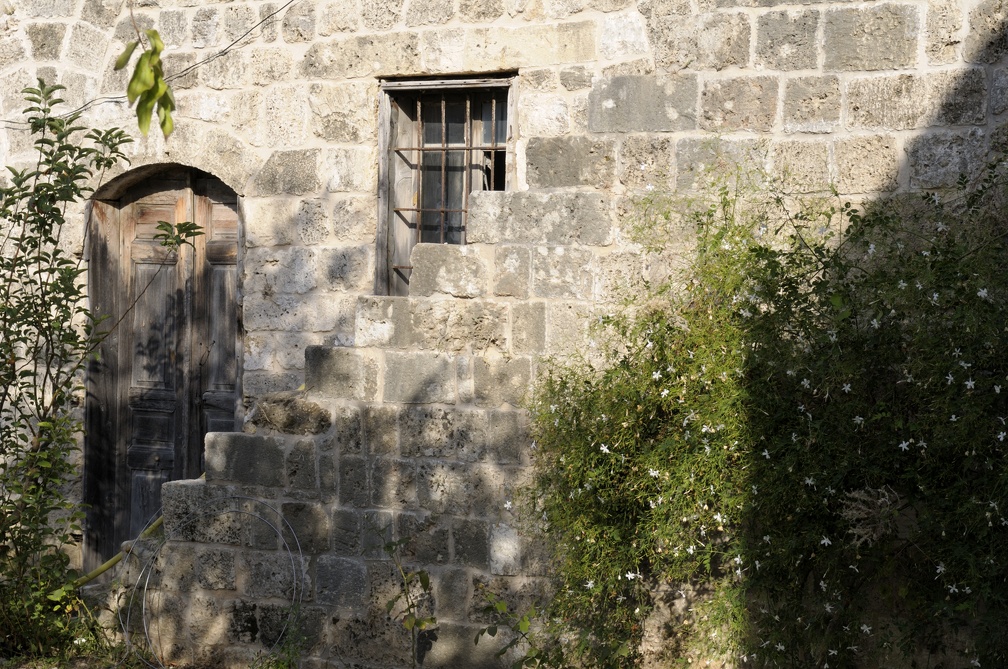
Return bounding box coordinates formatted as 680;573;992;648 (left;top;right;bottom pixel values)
331;509;362;554
339;455;370;507
65;23;108;69
468;191;612;245
700;76;778;132
253;149;321;196
453;518;490;569
783;76;841;133
26;22;65;60
526;136;616;188
309;81;377;142
196;548;236;590
462;21;596;70
192;7;220;48
926;0;962;63
205;433;285;486
383;351;456;404
595;250;646;301
964;0;1008;63
355;296;408;348
545;301;594;357
460;0;504;21
302;33;419;79
323;147;376;192
305;346;379;401
494;245;531;298
490;524;521;575
771;140;831;193
560;65;593;90
512;301;546;354
531;246;594;299
486;411;527;464
406;0;454;25
474;355;531;407
643;9;750;71
362;0;403;30
283;502;330;553
371;458;417;507
410;244;489;298
158;10;188;48
401;406;489;460
249;391;332;435
675;137;769;192
588;75;697;133
318;1;358;34
286;439;318;491
260;2;279;41
824;5;919;71
316;557;367;607
246;246;317;295
408;300;509;352
332;195;375;241
517;93;569;137
847;75;930;130
282;1;315;42
364;404;399;456
82;0;124;27
619;135;675;191
907;129;987;189
756;9;818;70
929;68;987;125
599;11;651;60
417;462;502;515
248;48;294;85
993;68;1008;115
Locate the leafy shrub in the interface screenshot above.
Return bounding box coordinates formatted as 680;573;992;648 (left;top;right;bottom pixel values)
529;161;1008;667
0;82;130;655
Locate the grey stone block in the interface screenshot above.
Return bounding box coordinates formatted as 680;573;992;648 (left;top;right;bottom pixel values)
253;149;321;195
221;5;257;44
468;191;612;246
486;411;527;465
771;140;831;193
383;351;456;404
205;433;285;486
158;10;189;49
195;548;236;590
301;33;420;79
512;301;546;354
490;524;521;576
305;346;378;402
228;601;259;643
964;0;1008;63
362;510;395;559
461;0;504;21
282;1;315;42
410;244;489;298
339;455;369;508
926;0;962;64
474;356;531;408
493;245;531;298
432;567;471;621
371;458;418;508
643;8;749;71
588;75;697;133
452;518;490;569
282;502;330;554
531;246;594;300
399;406;489;461
700;76;778;132
783;76;841;133
847;75;929;130
417;463;502;516
192;7;219;48
332;508;362;555
240;551;305;599
250;392;332;436
675;137;768;192
406;0;455;25
756;10;818;70
929;68;987;125
81;0;123;27
318;245;372;292
364;404;400;456
329;404;364;454
397;513;450;564
26;22;65;60
285;439;318;491
407;299;509;353
316;556;367;608
560;65;593;90
907;129;987;189
355;296;410;348
526;136;616;188
824;5;919;71
618;135;675;191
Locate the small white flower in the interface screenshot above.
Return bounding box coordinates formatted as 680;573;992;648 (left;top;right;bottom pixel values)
775;643;785;652
861;624;871;634
871;318;880;329
996;385;1002;394
853;415;864;425
898;280;907;290
998;432;1006;442
867;243;876;256
842;383;851;393
951;415;959;422
504;500;513;511
898;441;910;452
649;468;660;478
936;562;946;575
824;603;834;613
600;444;611;454
801;378;811;388
947;372;955;385
585;580;594;589
652;371;661;380
966;378;976;390
804;476;816;487
978;288;989;299
762;449;770;459
661;388;669;398
821;536;832;547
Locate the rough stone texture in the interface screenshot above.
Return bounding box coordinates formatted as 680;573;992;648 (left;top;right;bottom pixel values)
493;245;531;298
963;0;1008;63
468;191;612;246
619;135;675;191
305;346;379;401
598;12;650;60
460;0;505;22
282;2;315;42
907;129;987;189
993;68;1008;115
835;135;900;193
26;22;65;60
302;33;419;79
847;75;931;130
675;137;769;192
772;140;831;193
473;356;532;407
756;10;819;71
410;244;489;298
248;392;332;435
643;9;750;71
823;5;919;71
588;75;697;133
926;0;963;64
531;246;594;299
309;81;377;142
383;351;456;404
253;150;321;195
526;136;616;188
700;76;779;132
406;0;454;25
204;433;285;486
317;557;367;607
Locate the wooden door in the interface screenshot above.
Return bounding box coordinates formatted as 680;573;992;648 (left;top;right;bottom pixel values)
84;168;241;569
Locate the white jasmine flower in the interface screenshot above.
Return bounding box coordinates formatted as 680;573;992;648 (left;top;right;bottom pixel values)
842;383;851;393
600;444;611;454
853;415;864;425
966;378;976;390
978;288;989;299
821;536;832;546
585;580;594;589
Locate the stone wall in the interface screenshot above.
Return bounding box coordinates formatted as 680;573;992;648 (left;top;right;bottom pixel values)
1;0;1006;665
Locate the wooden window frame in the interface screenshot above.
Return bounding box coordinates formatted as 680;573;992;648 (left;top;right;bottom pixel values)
376;76;516;296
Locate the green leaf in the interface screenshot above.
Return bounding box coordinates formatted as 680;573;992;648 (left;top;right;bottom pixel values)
145;29;165;55
114;41;139;70
419;570;430;591
126;52;155;104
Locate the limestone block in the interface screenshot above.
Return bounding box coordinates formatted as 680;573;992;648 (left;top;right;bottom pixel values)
253;149;321;196
453;518;490;569
531;246;594;300
363;0;404;30
926;0;962;64
355;296;410;348
316;557;368;607
462;21;596;71
318;1;359;34
588;75;697;133
65;23;108;69
474;355;532;407
199;50;250;90
26;22;65;60
486;410;527;464
468;191;612;245
192;7;220;48
82;0;124;27
756;9;819;70
17;0;75;16
645;11;750;71
159;10;188;48
907;128;987;189
309;81;378;143
490;524;521;576
417;462;501;516
517;93;570;137
675;137;769;192
494;245;531;298
397;513;450;564
260;2;279;41
242;551;308;599
618;134;674;191
339;455;370;507
324;147;376;193
254;84;310;148
823;5;919;71
243;197;298;247
383;351;456;404
419;26;466;73
595;250;646;301
331;195;376;242
461;0;505;21
302;33;420;79
561;66;593;90
783;76;840;134
305;346;380;401
331;509;362;555
928;68;987;125
229;601;258;644
700;76;778;132
364;404;400;456
521;69;560;92
204;433;285;486
248;48;294;86
545;301;595;357
847;75;929;130
431;567;470;619
282;502;330;553
400;406;489;461
243;333;273;370
282;2;315;42
318;245;373;293
250;391;332;434
526;136;616;188
196;548;236;590
512;301;546;354
220;5;256;44
407;0;455;25
771;140;831;193
408;298;509;353
242;371;304;397
993;68;1008;115
371;458;419;507
286;440;319;491
964;0;1008;63
410;244;490;298
599;11;651;60
245;247;317;295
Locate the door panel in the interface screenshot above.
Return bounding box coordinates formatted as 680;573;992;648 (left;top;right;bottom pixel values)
84;168;241;569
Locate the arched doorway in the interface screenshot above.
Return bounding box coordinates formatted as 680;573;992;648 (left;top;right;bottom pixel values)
83;167;242;569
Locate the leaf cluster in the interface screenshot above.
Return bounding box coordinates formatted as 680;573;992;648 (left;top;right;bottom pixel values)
114;29;175;138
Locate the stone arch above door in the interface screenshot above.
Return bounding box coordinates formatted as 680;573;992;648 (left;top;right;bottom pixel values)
83;165;243;570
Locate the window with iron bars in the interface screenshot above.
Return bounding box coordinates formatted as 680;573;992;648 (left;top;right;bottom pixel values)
378;78;513;296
